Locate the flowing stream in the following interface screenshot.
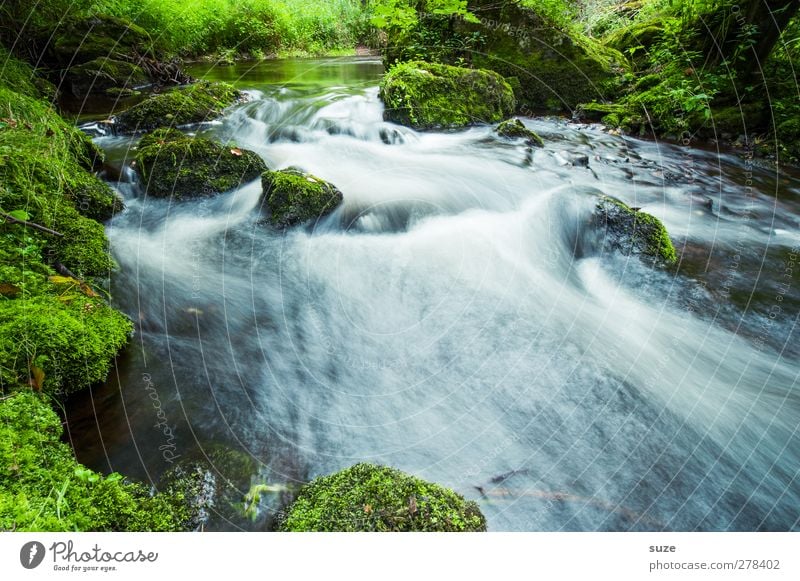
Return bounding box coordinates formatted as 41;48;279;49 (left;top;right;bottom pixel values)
65;57;800;531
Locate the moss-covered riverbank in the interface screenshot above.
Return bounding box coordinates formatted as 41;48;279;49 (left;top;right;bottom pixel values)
0;48;196;531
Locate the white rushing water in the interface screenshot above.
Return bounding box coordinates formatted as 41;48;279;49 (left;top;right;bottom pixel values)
73;58;799;531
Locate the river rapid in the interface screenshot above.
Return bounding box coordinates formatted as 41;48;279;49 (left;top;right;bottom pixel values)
65;57;800;531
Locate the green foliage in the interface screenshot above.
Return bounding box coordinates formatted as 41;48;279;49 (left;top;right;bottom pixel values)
0;391;188;531
0;46;45;100
261;168;344;227
104;0;374;57
380;60;515;128
135;129;267;198
114;81;239;132
280;463;487;532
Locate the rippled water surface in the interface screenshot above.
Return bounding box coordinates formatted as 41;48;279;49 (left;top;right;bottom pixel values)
66;57;800;531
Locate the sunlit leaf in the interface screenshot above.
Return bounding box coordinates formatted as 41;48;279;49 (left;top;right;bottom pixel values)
48;275;78;285
8;209;30;221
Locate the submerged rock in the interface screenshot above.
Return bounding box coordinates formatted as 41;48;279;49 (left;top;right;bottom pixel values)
158;445;259;530
260;168;344;227
134;128;266;198
279;463;487;532
379;61;515;129
496;118;544;147
115;81;240;132
592;196;677;265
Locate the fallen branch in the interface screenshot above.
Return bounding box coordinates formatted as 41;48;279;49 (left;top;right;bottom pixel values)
1;211;63;236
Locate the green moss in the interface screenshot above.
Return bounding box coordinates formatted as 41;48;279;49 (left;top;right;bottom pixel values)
380;61;515;129
135;131;267;198
280;463;487;532
603;19;664;59
0;88;117;277
496;118;544;146
0;46;43;100
66;57;148;98
594;196;677;266
137;127;186;150
50;14;154;67
0;294;132;395
115;82;240;132
0;391;189;531
261;168;344;227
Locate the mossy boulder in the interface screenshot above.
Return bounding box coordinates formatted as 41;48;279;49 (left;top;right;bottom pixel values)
50;14;153;67
576;101;645;131
0;391;190;531
604;18;665;65
496;118;544;146
65;57;148;98
260;168;344;227
0;294;132;396
440;0;625;112
115;82;240;133
134;129;266;198
593;196;677;266
380;61;515;129
707;104;767;137
280;463;487;532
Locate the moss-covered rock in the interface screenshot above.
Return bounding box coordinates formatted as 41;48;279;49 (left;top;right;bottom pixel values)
576;101;645;131
134;129;266;198
0;294;132;396
65;57;148;99
384;0;624;113
115;82;240;132
593;196;677;266
280;463;486;532
49;14;153;67
0;391;190;531
260;168;344;227
380;60;515;129
603;18;664;65
708;104;767;136
496;118;543;146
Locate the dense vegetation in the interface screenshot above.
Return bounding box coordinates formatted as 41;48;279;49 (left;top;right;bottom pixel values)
0;0;376;60
370;0;800;161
